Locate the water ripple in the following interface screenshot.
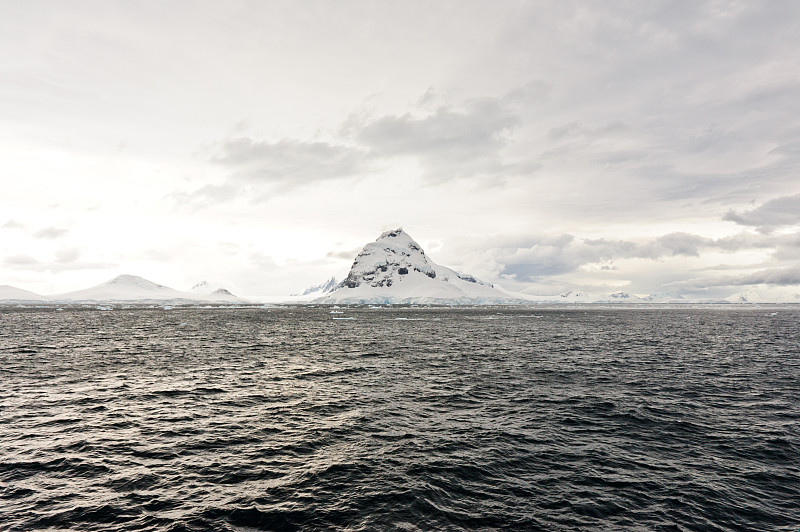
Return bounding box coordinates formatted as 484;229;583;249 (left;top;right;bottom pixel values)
1;306;799;530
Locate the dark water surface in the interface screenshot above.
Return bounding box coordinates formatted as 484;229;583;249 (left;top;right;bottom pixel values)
1;306;799;531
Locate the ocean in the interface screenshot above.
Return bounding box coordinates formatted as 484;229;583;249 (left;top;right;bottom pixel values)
1;306;798;530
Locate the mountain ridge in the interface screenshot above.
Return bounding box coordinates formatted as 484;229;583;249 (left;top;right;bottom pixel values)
0;285;50;302
46;274;248;304
293;276;338;297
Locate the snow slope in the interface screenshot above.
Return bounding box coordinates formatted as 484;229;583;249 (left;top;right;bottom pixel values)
190;280;247;303
293;276;338;297
203;288;247;303
725;287;800;304
641;292;686;303
593;291;646;303
0;285;50;303
50;274;248;304
190;280;217;294
557;290;594;303
521;290;708;304
318;229;528;304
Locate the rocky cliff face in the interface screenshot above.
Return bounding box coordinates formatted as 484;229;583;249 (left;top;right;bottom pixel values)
338;228;437;289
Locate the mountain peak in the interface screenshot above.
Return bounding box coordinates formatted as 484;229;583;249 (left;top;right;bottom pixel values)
339;228;434;290
293;276;338;296
48;274;247;303
320;228;509;304
212;288;233;296
190;281;235;296
0;285;49;302
103;274;166;290
192;280;211;292
377;227;406;240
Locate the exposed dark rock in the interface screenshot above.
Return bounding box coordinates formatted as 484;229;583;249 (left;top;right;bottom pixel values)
414;267;436;279
341;275;360;288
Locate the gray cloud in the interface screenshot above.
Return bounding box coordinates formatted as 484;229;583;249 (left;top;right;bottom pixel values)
170;183;241;207
653;233;705;257
34;226;68;239
2;253;115;272
733;266;800;286
326;248;360;261
54;247;81;263
199;83;543;201
353;96;521;183
2;219;25;230
673;265;800;290
772;234;800;260
248;251;279;270
3;254;38;266
212;137;369;185
546;121;628;142
768;141;800;158
581;233;708;261
417;87;440;108
504;80;551;105
713;232;781;251
724;193;800;233
492;231;792;281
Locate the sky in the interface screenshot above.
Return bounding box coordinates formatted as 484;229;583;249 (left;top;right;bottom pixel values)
2;0;800;299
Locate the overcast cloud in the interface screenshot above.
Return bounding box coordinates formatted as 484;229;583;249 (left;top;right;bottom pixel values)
472;230;795;282
1;1;799;298
724;193;800;233
212;137;370;186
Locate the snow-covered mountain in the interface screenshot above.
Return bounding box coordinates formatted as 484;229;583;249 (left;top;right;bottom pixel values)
190;280;216;293
558;290;594;303
318;228;527;304
641;291;685;303
50;274;247;304
189;280;246;302
198;287;246;303
0;285;50;303
517;290;706;304
725;287;800;304
293;276;337;296
593;291;646;303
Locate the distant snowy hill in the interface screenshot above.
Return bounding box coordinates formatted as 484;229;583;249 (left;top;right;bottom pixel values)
558;290;594;303
593;291;646;303
725;287;800;304
641;292;686;303
516;290;713;304
190;280;246;302
0;285;49;303
190;280;216;293
50;274;247;304
201;288;246;303
293;276;337;296
318;228;528;304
